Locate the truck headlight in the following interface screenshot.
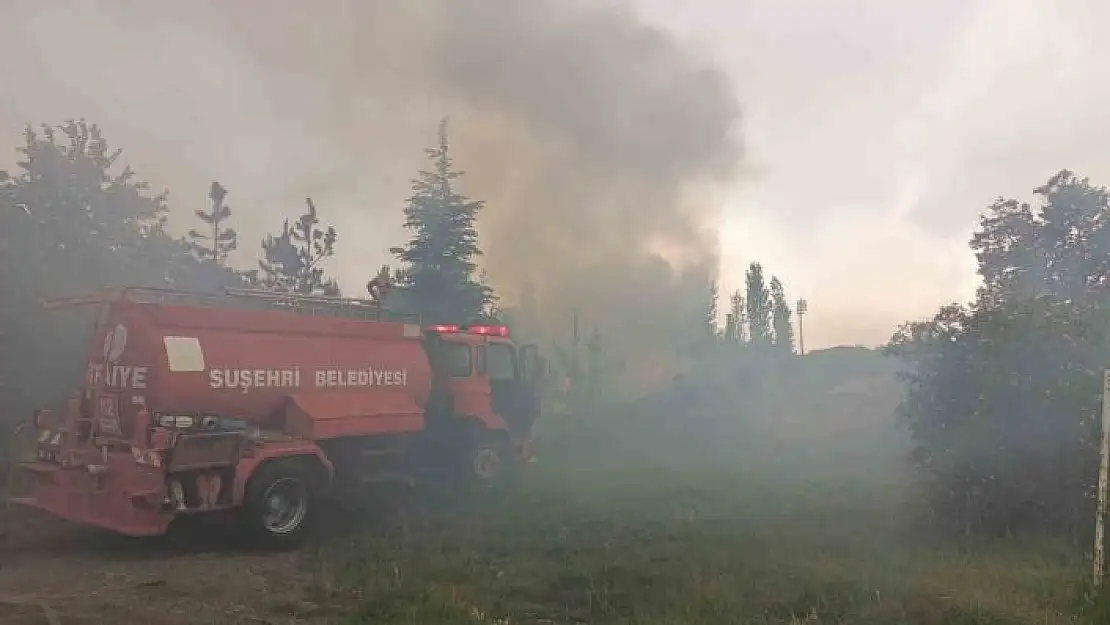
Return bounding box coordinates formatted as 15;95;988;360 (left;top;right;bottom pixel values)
157;415;196;429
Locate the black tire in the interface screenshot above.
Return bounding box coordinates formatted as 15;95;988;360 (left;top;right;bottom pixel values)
461;433;516;490
239;461;318;549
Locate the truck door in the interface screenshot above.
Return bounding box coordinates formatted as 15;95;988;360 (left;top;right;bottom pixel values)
517;344;542;433
423;335;475;421
478;342;540;437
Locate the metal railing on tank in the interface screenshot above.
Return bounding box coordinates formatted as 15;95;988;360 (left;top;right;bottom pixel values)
41;286;421;324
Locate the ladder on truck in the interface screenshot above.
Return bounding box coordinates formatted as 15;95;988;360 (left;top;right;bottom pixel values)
42;286;422;324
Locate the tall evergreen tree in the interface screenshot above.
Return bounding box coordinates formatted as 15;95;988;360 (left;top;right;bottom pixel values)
706;280;720;342
187;181;238;264
770;276;795;355
745;262;772;344
390;119;493;323
256;197;339;295
724;290;746;343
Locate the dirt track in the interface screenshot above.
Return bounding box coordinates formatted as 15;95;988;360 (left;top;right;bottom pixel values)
0;506;351;625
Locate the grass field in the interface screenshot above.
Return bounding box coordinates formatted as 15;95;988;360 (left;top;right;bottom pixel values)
300;465;1099;625
3;361;1107;624
0;466;1099;625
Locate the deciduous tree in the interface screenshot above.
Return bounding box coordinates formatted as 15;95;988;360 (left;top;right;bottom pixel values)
745;262;772;345
888;169;1110;538
0;120;242;421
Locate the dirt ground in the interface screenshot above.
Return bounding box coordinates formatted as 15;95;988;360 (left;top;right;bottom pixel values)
0;508;331;625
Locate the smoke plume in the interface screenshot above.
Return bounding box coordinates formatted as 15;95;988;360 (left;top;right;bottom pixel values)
0;0;743;374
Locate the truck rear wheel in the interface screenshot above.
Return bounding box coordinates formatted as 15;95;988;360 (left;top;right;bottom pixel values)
240;461;317;549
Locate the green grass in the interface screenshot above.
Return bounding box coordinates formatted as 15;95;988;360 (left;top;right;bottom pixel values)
304;466;1097;624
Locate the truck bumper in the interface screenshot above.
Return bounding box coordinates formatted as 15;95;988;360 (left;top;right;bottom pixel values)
12;458;171;537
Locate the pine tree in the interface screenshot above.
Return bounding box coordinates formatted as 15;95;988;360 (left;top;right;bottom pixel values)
256;197;339;295
745;262;772;344
390;119;493;323
186;181;238;264
770;276;795;355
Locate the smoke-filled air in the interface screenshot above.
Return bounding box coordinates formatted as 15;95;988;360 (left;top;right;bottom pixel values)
5;1;1110;624
0;0;742;379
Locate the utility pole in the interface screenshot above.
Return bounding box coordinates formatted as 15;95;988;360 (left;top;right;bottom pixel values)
795;298;808;357
1096;369;1110;587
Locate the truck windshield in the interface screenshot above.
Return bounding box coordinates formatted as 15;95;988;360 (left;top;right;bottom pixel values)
439;342;472;377
485;343;516;381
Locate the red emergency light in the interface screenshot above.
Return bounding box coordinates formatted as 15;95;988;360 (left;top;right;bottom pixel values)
424;323;509;338
466;324;510;338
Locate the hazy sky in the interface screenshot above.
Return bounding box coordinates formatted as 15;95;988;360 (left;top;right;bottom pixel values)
638;0;1110;346
3;0;1109;349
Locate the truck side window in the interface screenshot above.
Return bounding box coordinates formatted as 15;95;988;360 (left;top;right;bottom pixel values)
484;343;516;381
440;342;472;377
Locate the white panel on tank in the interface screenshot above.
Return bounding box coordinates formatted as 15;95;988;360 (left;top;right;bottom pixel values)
163;336;205;372
403;324;423;338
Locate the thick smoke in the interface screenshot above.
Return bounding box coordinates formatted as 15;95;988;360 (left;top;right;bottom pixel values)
0;0;742;376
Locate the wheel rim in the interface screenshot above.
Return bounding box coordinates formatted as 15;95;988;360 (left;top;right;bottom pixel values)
262;478;309;535
472;448;501;481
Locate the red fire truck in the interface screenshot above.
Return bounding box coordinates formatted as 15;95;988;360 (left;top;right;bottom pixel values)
11;287;543;546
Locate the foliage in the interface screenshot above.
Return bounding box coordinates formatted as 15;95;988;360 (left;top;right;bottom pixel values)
770;275;795;355
972;170;1110;306
705;280;719;342
545;312;627;418
186;180;238;264
497;283;540;344
390;119;494;324
887;169;1110;538
723;289;746;343
0;120;244;418
8;120;167;251
745;262;772;344
255;197;340;296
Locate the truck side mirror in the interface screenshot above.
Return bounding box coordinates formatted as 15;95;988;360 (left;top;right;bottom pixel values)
32;408;53;429
519;344;539;382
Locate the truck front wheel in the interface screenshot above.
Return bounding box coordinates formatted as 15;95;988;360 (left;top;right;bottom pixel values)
462;435;515;489
240;461;317;548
